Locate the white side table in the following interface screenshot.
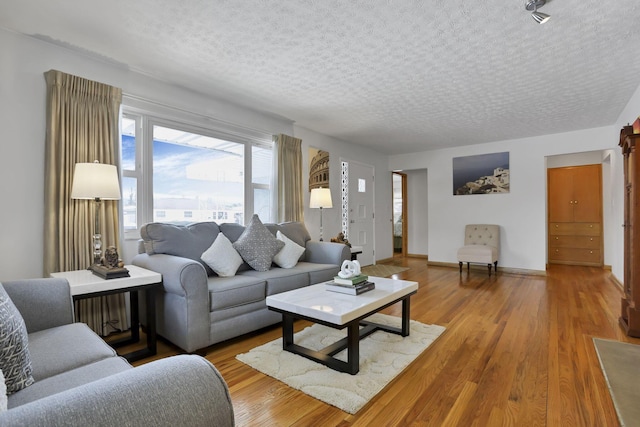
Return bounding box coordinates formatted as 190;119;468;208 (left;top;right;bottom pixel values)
51;265;162;362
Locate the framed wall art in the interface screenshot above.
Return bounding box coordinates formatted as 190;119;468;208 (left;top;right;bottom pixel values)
309;147;330;191
453;152;510;195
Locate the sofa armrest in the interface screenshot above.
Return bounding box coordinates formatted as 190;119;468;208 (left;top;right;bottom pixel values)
132;253;208;297
2;278;74;333
305;241;350;266
0;355;235;427
132;253;211;352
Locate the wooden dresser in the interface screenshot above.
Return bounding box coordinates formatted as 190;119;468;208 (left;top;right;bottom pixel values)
547;164;603;266
619;125;640;336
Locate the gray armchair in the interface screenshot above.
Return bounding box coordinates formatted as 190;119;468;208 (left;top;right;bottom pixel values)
0;278;235;427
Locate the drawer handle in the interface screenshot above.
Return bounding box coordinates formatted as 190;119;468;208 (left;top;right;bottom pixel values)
555;237;559;240
590;251;593;254
555;224;559;228
590;225;593;228
555;249;559;252
590;238;593;241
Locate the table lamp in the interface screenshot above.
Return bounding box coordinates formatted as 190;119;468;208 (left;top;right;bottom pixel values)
310;187;333;241
71;161;121;267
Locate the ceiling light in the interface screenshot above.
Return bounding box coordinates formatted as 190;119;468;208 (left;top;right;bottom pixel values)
525;0;550;24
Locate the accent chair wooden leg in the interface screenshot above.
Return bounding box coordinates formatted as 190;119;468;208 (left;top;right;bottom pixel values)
467;262;470;272
494;261;498;273
459;262;462;273
488;264;492;276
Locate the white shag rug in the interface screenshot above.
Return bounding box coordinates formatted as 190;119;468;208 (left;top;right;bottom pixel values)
236;313;445;414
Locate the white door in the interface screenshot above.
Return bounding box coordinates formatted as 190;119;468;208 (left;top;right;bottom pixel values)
347;161;375;266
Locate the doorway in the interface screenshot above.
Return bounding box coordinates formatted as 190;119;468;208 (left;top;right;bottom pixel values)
392;172;407;257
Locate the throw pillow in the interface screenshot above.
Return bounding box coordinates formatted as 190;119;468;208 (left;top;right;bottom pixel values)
233;214;284;272
0;369;6;412
0;285;34;394
273;230;305;269
201;232;244;277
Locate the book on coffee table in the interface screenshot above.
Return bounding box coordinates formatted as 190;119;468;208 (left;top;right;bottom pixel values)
333;274;368;285
325;280;375;295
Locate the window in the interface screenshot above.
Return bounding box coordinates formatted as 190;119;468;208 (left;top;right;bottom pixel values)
120;108;274;237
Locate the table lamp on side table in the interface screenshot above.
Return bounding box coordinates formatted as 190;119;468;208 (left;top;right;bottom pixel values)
71;161;125;277
310;187;333;241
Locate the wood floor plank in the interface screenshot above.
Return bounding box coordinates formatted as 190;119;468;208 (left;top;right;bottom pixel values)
127;258;638;426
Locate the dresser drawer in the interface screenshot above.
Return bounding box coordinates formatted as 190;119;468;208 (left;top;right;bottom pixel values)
549;222;601;236
549;235;600;249
549;247;602;264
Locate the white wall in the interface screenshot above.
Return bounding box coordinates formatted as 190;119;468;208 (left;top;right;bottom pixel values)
406;169;428;256
0;28;293;280
389;126;620;273
293;126;392;262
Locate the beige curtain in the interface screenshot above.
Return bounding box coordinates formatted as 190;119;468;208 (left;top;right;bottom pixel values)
275;134;304;222
43;69;127;336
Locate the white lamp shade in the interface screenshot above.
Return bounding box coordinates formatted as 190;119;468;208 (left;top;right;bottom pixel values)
309;188;333;209
71;162;121;200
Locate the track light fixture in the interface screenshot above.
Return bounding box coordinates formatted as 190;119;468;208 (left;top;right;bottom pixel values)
525;0;550;24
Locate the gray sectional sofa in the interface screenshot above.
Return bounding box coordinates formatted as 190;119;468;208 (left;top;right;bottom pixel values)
132;220;350;353
0;278;234;426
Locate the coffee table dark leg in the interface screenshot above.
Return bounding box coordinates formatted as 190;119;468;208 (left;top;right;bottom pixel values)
401;296;411;336
347;321;360;374
283;313;294;348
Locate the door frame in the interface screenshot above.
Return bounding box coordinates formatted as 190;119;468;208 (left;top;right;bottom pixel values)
392;171;408;256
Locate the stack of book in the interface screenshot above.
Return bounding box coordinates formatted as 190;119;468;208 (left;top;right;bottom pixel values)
325;274;375;295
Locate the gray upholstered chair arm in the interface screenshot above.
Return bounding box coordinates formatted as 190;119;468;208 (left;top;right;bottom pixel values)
2;278;74;333
305;241;350;265
0;355;235;427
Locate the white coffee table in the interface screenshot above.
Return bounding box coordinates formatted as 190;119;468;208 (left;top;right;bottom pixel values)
266;276;418;374
51;265;162;362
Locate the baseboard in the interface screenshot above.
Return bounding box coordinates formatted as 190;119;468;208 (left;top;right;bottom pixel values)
608;273;624;291
375;254;427;264
427;261;547;277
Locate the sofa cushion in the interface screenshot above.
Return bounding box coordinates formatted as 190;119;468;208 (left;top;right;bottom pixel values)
232;215;284;272
294;261;342;285
208;276;266;312
140;222;220;275
457;245;498;264
240;267;311;295
0;284;33;394
7;356;131;409
201;233;243;277
278;222;311;249
218;222;246;243
28;323;116;382
273;230;306;268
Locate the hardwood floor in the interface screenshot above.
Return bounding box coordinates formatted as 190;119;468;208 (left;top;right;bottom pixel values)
124;258;636;426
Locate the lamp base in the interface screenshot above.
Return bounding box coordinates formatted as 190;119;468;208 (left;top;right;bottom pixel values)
89;264;130;280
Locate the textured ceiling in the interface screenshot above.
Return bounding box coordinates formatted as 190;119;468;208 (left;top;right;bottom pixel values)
2;1;640;154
